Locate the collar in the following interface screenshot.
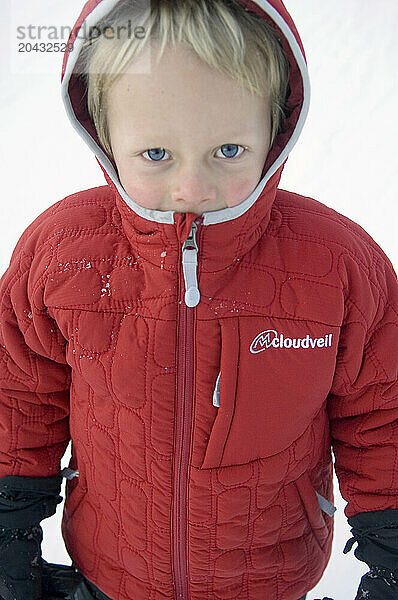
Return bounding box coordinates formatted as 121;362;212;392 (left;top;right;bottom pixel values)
101;160;282;272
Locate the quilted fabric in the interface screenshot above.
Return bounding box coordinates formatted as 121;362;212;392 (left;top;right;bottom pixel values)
0;1;397;599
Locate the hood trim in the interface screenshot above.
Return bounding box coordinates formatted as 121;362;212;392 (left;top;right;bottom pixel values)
61;0;310;227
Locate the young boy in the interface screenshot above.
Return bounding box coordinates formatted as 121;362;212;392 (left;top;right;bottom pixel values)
0;1;397;600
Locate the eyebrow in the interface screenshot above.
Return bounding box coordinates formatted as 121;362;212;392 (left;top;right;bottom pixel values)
129;131;258;147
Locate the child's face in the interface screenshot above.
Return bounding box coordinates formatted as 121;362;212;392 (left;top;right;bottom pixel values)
107;43;271;215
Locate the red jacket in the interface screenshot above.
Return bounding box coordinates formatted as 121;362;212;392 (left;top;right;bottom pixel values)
0;1;397;599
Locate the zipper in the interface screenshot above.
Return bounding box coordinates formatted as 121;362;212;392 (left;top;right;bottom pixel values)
61;467;79;480
316;492;337;516
182;220;200;307
212;371;221;407
172;219;201;600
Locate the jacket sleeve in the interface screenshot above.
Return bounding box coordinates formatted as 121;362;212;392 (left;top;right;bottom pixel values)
0;212;71;478
326;248;398;520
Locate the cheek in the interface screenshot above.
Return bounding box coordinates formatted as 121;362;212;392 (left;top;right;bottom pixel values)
119;172;161;210
224;176;260;208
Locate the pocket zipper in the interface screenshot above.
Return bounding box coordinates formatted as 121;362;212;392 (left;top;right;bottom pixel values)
211;373;337;518
316;492;336;516
61;467;79;480
212;371;221;407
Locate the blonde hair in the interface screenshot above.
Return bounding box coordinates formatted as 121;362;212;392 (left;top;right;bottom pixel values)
79;0;290;159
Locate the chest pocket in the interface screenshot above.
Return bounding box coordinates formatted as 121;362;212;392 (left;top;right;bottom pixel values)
201;316;339;469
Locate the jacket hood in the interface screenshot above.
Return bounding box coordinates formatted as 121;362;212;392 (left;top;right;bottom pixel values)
61;0;310;241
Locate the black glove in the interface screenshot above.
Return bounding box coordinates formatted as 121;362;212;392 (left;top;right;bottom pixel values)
42;560;84;599
343;508;398;600
68;573;114;600
0;474;74;600
0;522;44;600
67;580;101;600
354;565;398;599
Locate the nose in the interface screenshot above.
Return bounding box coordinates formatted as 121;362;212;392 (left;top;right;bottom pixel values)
170;167;216;209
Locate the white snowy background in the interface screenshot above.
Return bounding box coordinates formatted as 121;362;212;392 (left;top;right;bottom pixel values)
0;0;397;598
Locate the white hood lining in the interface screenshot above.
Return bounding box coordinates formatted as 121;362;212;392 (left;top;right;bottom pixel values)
61;0;310;227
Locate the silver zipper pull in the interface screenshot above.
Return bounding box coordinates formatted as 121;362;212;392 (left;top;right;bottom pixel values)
316;492;337;516
182;221;200;307
61;467;79;480
212;371;221;407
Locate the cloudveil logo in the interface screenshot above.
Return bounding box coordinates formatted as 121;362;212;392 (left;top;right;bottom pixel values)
250;330;333;354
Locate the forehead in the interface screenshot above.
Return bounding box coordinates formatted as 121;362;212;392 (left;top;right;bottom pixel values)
106;45;268;137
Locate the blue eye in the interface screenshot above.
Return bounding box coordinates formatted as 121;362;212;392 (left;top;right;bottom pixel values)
142;148;168;161
215;144;245;159
141;144;246;162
